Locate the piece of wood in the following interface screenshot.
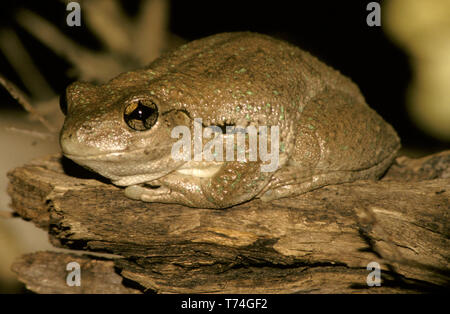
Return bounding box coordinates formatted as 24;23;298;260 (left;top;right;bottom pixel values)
7;151;450;293
11;251;141;294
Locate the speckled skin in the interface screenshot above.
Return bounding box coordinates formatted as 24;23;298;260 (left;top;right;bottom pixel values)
60;32;400;209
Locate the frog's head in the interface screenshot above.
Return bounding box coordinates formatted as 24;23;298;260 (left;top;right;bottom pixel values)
59;81;192;186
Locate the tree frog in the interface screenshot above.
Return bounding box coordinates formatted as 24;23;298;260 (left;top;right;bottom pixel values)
59;32;400;208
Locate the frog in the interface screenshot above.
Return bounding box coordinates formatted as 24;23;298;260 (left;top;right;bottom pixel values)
59;32;400;209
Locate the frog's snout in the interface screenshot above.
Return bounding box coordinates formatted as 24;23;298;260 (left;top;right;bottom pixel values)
59;126;105;158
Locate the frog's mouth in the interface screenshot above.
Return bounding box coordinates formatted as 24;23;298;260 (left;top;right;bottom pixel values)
63;150;137;162
63;149;185;186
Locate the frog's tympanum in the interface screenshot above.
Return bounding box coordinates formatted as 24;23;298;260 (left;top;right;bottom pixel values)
60;32;400;209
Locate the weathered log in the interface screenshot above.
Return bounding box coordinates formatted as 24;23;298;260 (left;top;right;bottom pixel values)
11;251;141;294
7;151;450;293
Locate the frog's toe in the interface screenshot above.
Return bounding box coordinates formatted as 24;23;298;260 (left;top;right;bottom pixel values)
124;185;145;200
140;190;196;207
124;184;170;200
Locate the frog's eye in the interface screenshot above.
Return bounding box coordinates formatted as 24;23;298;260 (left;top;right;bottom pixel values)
124;99;159;131
59;90;68;116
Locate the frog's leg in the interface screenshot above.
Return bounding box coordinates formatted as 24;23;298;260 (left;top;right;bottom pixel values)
199;160;272;208
259;88;400;201
259;147;398;201
124;176;210;208
125;160;271;209
124;160;225;207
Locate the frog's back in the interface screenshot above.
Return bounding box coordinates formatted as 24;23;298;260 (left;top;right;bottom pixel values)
147;32;367;126
146;32;349;125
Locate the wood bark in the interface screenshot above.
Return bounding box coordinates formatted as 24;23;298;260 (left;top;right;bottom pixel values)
7;151;450;293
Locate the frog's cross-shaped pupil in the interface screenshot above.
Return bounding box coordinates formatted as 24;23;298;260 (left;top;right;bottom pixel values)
124;99;158;131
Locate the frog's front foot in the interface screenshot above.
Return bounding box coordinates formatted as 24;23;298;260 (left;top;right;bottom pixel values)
124;184;204;207
124;184;171;201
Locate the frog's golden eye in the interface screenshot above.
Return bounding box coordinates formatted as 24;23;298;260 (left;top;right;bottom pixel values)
124;99;158;131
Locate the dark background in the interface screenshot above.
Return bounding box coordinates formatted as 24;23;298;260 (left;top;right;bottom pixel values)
0;0;447;153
